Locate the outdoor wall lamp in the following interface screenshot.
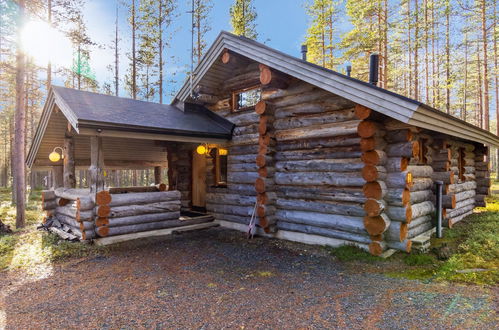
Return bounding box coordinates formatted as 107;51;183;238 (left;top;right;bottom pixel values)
49;146;64;162
196;144;228;156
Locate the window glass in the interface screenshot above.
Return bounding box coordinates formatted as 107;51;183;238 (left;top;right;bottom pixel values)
233;87;261;111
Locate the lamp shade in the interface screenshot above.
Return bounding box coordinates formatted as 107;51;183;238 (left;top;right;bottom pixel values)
219;148;228;156
49;151;61;162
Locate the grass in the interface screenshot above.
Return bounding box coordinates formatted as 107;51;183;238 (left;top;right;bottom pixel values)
327;180;499;286
326;245;383;262
0;188;107;272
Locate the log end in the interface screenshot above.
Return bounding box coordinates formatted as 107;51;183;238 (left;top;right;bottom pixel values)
255;100;266;115
96;205;111;217
363;181;385;200
404;240;412;253
362;165;380;182
364;199;383;217
400;223;408;241
354;104;372;120
95;217;109;227
357;121;378;138
259;64;272;85
256;154;267;168
96;190;112;205
363;215;389;236
368;242;384;256
259;216;268;228
402;189;411;205
361;150;381;165
255;177;266;194
96;226;109;237
221;50;230;64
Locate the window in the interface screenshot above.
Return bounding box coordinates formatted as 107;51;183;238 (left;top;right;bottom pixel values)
214;148;228;186
232;86;261;112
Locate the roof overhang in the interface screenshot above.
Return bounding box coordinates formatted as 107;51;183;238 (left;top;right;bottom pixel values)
26;87;233;169
174;31;499;147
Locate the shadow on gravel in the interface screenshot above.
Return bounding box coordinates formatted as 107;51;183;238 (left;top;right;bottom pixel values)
2;228;497;329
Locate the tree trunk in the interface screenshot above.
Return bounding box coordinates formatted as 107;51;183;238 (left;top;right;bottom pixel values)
14;0;26;228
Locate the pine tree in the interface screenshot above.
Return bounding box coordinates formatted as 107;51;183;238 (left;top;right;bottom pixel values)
14;0;26;228
229;0;257;39
193;0;213;64
304;0;341;70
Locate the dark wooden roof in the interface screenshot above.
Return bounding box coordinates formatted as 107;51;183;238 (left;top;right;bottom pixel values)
26;86;234;168
174;31;499;147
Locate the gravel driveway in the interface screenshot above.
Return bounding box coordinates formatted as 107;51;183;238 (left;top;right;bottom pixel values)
1;228;497;329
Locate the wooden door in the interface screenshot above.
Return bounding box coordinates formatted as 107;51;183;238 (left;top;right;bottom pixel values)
191;151;207;209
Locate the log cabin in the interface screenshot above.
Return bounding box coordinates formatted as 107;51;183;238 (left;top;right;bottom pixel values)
27;31;498;255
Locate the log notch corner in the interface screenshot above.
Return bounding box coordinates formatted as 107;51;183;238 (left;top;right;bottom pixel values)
356;105;391;255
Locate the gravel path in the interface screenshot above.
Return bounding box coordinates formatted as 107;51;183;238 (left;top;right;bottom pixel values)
1;228;497;329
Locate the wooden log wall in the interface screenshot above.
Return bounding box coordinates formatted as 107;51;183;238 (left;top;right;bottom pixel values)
268;81;371;247
356;106;391;255
386;131;435;242
474;146;490;207
42;188;97;240
432;139;479;228
205;84;260;226
94;191;184;237
167;143;194;210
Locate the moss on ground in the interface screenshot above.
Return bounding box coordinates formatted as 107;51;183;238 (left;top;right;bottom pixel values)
0;188;107;272
327;183;499;286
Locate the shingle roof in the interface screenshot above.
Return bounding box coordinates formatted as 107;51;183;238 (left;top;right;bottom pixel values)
52;86;234;137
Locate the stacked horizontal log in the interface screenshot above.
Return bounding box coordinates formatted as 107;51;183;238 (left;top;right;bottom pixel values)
357;106;394;255
41;190;57;222
382;130;435;247
167;144;194;210
474;146;490;208
50;188;96;240
271;82;372;248
205;68;261;225
255;99;276;232
95;191;184;237
436;141;477;227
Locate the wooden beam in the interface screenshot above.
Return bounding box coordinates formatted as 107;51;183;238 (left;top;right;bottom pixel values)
63;131;76;188
52;165;63;189
89;136;104;194
154;166;163;184
78;128;229;144
35;159;168;168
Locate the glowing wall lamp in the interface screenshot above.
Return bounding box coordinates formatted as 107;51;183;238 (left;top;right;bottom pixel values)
49;147;64;162
196;144;228;156
196;144;207;155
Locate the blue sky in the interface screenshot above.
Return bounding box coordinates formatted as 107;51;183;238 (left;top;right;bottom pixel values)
76;0;314;102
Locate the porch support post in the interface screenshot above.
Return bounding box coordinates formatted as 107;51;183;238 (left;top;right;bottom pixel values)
52;165;63;189
63;130;76;188
154;166;162;184
89;136;105;193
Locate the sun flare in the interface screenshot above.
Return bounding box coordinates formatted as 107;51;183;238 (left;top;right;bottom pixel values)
21;19;73;68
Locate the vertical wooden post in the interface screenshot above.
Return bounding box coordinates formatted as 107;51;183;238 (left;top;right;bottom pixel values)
52;165;63;188
154;166;162;184
63;131;76;188
89;136;105;193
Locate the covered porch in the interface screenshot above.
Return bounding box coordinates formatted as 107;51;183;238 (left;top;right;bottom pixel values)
27;86;234;241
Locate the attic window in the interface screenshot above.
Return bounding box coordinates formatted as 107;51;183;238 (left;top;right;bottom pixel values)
232;86;261;112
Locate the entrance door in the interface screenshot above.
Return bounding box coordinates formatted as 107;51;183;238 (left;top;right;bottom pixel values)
191;151;207;210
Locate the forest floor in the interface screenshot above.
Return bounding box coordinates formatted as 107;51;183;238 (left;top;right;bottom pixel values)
0;186;498;328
